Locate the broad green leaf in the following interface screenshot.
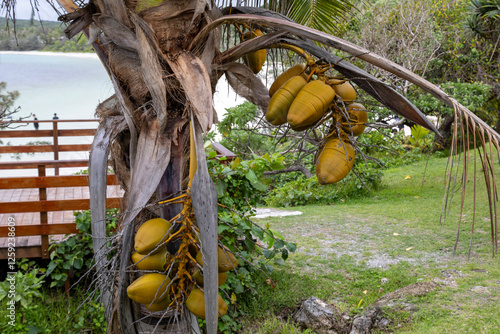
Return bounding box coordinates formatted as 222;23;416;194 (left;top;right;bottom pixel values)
235;282;244;294
262;249;274;259
218;224;230;233
270;228;284;239
282;249;289;260
251;226;264;239
274;238;285;249
245;169;258;183
231;157;240;169
216;179;227;197
286;242;297;252
251;180;268;191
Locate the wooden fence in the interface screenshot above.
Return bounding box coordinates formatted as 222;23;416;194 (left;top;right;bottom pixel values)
0;119;121;259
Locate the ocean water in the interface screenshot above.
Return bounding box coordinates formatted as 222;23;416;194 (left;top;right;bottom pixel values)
0;51;244;176
0;52;113;123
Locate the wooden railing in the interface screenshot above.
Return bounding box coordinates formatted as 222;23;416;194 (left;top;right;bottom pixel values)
0;119;121;259
0;119;98;175
0;165;121;259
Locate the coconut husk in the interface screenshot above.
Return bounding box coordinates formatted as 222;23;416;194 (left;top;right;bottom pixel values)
107;44;149;106
139;0;201;53
93;14;139;52
110;137;131;192
96;95;120;117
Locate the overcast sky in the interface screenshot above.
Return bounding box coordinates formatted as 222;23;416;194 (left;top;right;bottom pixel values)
1;1;62;21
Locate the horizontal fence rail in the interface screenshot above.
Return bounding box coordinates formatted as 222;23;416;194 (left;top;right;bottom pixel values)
0;159;89;170
0;119;99;175
0;165;122;259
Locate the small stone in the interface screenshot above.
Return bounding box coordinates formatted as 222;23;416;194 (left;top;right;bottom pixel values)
381;278;388;284
377;318;391;329
440;269;463;278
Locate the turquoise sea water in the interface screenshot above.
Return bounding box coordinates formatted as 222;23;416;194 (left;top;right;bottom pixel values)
0;52;113;123
0;52;112;175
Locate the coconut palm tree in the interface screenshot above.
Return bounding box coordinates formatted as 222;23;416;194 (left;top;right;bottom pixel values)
3;0;499;333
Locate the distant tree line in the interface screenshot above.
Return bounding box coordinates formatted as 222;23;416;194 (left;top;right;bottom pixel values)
0;18;93;52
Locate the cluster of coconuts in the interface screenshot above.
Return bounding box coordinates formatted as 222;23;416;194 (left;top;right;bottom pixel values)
266;64;370;184
126;218;238;319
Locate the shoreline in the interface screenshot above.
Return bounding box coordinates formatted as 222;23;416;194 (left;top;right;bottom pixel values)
0;50;98;59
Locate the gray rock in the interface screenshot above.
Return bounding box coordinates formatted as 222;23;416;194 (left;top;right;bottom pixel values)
441;269;463;278
295;283;438;334
350;282;437;334
381;278;388;284
350;308;380;334
377;318;391;329
294;297;350;334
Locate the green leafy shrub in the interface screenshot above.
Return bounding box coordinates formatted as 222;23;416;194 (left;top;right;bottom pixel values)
409;81;492;117
0;270;44;308
0;269;45;333
266;162;382;207
407;124;435;151
357;129;430;168
207;151;297;332
45;209;117;288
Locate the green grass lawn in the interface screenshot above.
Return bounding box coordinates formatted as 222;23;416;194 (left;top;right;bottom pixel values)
245;152;500;333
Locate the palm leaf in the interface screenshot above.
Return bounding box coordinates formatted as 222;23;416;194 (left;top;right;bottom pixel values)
287;0;353;34
190;117;219;334
89;116;127;323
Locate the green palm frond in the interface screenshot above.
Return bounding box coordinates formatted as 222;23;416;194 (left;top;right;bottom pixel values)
470;0;500;19
215;0;354;34
287;0;354;35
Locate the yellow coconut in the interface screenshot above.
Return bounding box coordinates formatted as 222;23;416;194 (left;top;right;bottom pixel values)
195;247;238;273
341;103;368;136
329;79;356;102
287;80;336;129
134;218;172;254
266;76;307;126
144;297;171;312
127;273;171;304
241;30;266;74
269;64;307;97
315;138;355;184
193;270;228;286
131;248;168;271
185;289;228;319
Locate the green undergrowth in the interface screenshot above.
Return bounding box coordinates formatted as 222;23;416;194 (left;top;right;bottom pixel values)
245;150;500;333
0;287;105;334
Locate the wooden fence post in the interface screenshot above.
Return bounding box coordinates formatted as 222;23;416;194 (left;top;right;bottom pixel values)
38;165;49;259
52;121;59;176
